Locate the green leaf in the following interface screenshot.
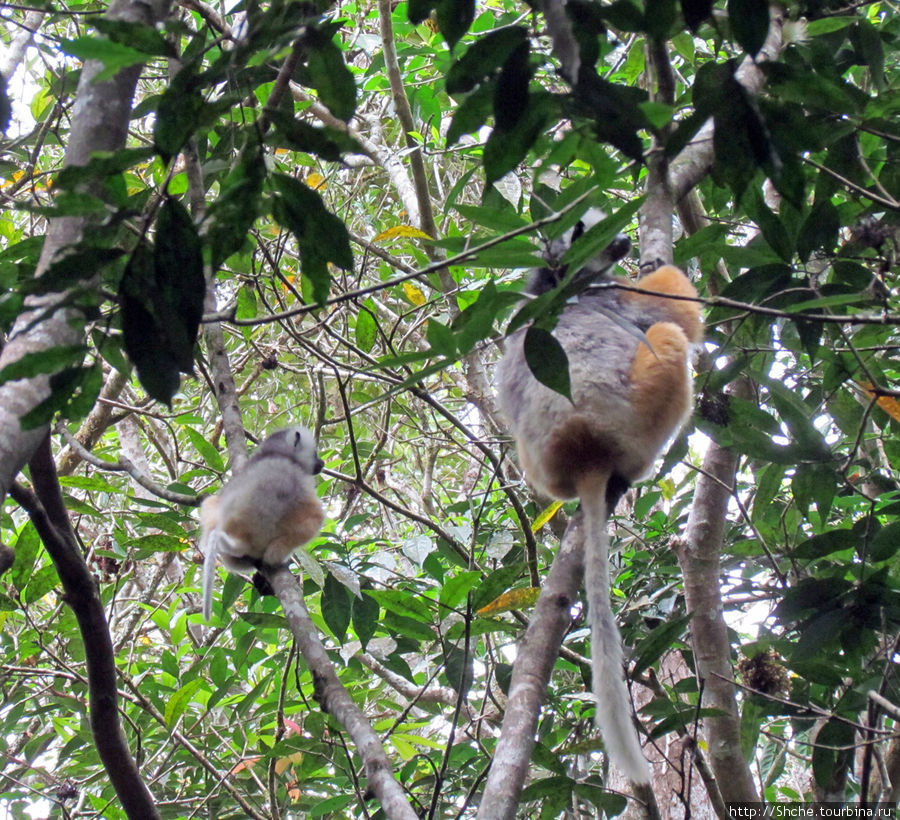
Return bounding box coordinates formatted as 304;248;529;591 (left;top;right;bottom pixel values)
451;281;505;354
521;775;574;803
119;199;204;404
426;319;458;357
471;564;525;611
153;198;205;371
163;679;206;728
355;303;378;353
484;93;554;184
118;246;180;405
300;29;357;122
712;89;773;199
207;140;266;269
632;614;691;675
573;782;628;814
446;81;494;145
439;571;480;611
441;639;474;694
739;698;765;762
129;534;187;557
238;612;289;630
445;26;529;95
644;0;678;38
493;41;531;131
322;571;352;641
797;199;839;262
870;522;900;562
853;19;885;92
0;345;85;388
436;0;476;50
805;16;855;35
352;591;379;649
727;0;770;56
265;110;362;160
743;186;793;263
453;203;528;233
19;366;102;430
23;565;60;605
53;147;155;193
384;610;436;642
811;719;854;788
598;0;645;31
523;325;572;401
10;523;41;592
92;18;176;57
270;173;354;305
26;246;125;296
184;427;225;473
681;0;713;31
792;529;853;560
367;589;433;621
66;362;104;423
61;37;149;83
154;70;230;161
639;101;673;130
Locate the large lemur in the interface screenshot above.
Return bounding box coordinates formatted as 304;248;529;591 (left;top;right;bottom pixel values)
497;213;702;783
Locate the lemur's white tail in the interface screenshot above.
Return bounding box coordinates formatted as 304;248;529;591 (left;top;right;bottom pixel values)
201;529;232;621
580;473;651;785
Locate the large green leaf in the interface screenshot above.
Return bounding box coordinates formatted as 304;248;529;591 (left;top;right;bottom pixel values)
523;325;572;401
118;199;204;404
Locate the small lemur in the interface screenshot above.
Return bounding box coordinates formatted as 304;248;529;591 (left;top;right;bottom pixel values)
199;425;325;621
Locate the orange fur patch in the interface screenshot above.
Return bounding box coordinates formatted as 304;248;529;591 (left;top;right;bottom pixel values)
629;322;692;435
627;265;703;343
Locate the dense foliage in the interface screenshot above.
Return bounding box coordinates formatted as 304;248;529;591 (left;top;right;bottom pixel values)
0;0;897;816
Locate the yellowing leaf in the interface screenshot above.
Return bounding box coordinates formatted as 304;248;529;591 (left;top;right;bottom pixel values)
230;756;261;775
373;225;433;242
275;751;304;775
657;476;676;500
306;172;326;190
531;500;563;532
402;281;427;306
477;586;541;616
858;381;900;423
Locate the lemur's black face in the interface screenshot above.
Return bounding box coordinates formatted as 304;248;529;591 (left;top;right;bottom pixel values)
526;220;631;297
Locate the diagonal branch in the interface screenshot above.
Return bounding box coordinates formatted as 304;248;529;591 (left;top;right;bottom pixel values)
0;0;174;500
265;564;419;820
12;436;162;819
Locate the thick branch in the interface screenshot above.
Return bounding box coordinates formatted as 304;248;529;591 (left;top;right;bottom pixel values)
0;0;174;499
13;436;161;820
538;0;580;82
477;515;584;820
265;565;418;820
56;424;199;506
0;9;44;79
674;439;759;802
377;0;433;236
56;369;129;475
